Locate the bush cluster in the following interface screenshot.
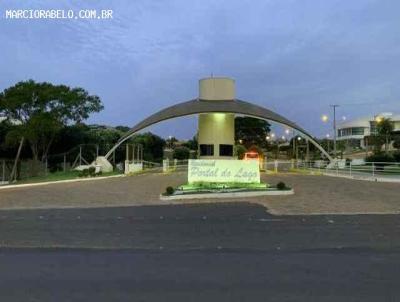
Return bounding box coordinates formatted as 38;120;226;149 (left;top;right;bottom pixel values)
276;181;287;190
165;186;175;195
78;166;102;178
366;152;400;164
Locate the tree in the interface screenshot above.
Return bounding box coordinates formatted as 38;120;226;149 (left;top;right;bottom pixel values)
165;136;178;149
182;135;198;150
0;80;103;161
173;146;190;160
130;132;166;162
234;144;247;159
376;118;394;154
87;126;124;147
6;112;63;161
1;119;32;160
115;125;130;133
393;136;400;150
235;117;271;149
365;135;385;154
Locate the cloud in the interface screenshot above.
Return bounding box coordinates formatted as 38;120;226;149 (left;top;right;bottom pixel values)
1;0;399;138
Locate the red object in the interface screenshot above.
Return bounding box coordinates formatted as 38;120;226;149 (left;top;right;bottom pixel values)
244;152;259;160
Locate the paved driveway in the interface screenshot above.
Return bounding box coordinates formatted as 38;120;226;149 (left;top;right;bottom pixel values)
0;172;399;214
0;204;399;301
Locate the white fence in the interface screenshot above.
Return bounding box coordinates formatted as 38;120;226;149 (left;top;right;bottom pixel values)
124;160;162;174
128;158;400;182
264;159;400;181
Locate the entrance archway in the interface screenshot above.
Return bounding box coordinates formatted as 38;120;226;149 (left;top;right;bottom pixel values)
105;98;332;162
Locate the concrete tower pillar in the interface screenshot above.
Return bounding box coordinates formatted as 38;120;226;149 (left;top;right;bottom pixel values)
197;77;235;159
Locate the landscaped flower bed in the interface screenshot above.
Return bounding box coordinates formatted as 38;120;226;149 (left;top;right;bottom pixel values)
162;181;291;197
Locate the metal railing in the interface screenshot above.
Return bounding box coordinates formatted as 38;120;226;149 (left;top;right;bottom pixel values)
159;158;400;181
267;159;400;181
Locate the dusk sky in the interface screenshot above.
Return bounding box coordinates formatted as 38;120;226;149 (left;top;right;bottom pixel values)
1;0;399;139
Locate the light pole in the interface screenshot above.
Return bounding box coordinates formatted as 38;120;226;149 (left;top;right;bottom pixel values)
330;104;339;158
296;136;301;160
292;129;296;159
326;134;330;153
168;135;172;149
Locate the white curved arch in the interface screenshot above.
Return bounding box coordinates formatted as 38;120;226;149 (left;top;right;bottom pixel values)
105;99;332;162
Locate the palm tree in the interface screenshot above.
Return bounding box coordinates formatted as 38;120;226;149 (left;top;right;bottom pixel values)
376;118;394;154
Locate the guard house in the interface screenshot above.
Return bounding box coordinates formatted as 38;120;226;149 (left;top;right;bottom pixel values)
198;77;235;159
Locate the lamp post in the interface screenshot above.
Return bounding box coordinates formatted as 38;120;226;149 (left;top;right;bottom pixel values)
330;104;339;158
322;105;339;158
168;135;173;149
296;136;301;160
326;134;330;153
291;129;296;159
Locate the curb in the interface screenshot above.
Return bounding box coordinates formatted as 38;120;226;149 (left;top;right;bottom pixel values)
160;189;294;200
0;174;125;190
322;173;400;183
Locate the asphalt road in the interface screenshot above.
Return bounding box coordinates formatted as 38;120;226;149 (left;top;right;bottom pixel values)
0;202;399;301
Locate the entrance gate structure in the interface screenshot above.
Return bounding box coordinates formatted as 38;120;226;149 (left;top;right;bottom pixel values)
100;77;332;170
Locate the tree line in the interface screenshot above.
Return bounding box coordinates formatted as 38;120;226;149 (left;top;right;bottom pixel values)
1;80;275;164
0;80;167;163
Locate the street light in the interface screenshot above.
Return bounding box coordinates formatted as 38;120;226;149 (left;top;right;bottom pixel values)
330;104;340;158
285;129;290;135
168;135;173;149
295;136;302;160
326;134;330;153
321;115;329;123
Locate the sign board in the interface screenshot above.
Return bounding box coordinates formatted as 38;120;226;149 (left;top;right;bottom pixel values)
188;159;260;183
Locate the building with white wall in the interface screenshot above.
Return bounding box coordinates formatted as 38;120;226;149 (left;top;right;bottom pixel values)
337;112;400;149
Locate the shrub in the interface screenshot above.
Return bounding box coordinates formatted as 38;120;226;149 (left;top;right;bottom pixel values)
365;153;395;163
95;170;103;176
393;137;400;150
234;144;247;159
165;186;175;195
366;153;395;171
88;166;96;177
276;181;286;190
393;151;400;162
49;165;60;173
78;168;89;178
